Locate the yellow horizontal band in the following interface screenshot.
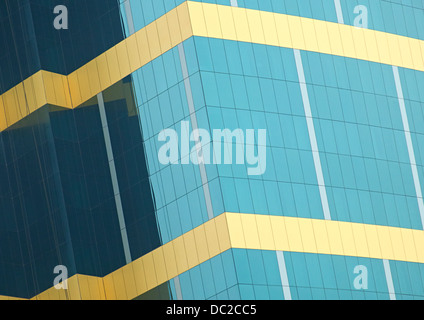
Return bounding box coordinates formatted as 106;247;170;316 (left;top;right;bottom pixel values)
191;1;424;71
0;2;193;131
3;212;424;300
1;1;424;132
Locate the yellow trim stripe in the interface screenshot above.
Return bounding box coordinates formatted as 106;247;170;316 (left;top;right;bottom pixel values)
3;212;424;300
1;2;424;131
0;2;193;131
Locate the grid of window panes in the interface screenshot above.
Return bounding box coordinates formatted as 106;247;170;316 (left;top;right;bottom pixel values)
126;0;424;300
0;0;124;95
0;0;424;300
120;0;424;41
132;35;424;238
169;249;424;300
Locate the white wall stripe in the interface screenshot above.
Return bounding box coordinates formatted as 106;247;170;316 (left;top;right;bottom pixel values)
97;92;132;264
230;0;238;7
293;49;332;221
276;251;292;300
334;0;345;24
383;259;396;300
123;0;135;36
178;43;214;220
392;66;424;230
173;276;183;300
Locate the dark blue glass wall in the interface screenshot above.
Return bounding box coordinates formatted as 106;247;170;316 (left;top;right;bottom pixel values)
0;79;161;298
0;0;124;95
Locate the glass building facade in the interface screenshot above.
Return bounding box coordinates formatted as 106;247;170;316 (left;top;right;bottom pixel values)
1;0;424;300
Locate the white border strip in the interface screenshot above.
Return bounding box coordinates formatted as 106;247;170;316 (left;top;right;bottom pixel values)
334;0;345;24
173;276;183;300
230;0;238;7
97;92;132;264
123;0;136;36
392;66;424;230
383;259;396;300
293;49;332;221
276;251;292;300
178;43;214;220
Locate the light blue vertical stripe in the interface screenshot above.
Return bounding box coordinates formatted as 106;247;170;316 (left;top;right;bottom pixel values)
97;92;132;264
293;49;332;221
383;259;396;300
392;66;424;230
173;276;183;300
334;0;345;24
178;43;214;220
123;0;135;36
276;251;292;300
